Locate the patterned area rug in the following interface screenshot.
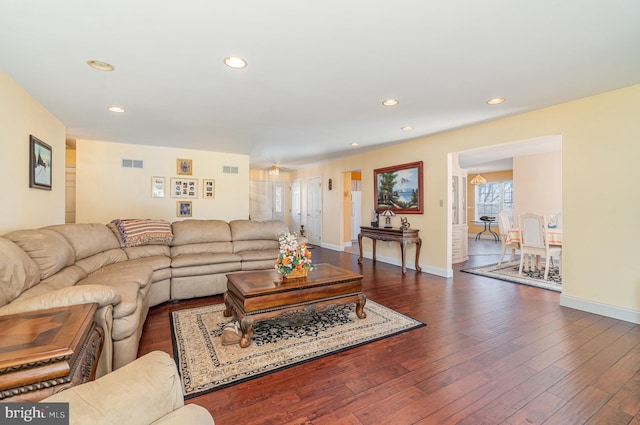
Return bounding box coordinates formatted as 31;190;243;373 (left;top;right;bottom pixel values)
462;261;562;292
170;301;424;398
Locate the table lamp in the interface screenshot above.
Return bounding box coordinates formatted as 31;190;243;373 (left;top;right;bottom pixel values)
381;209;395;228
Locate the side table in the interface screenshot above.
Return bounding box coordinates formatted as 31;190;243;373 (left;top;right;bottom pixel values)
0;303;104;401
358;226;422;275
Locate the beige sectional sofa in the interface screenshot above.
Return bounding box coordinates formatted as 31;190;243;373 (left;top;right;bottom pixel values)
0;219;291;378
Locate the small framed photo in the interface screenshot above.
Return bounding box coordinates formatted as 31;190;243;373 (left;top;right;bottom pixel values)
29;135;52;190
176;158;193;175
177;201;192;217
170;178;198;198
203;179;215;199
151;176;165;198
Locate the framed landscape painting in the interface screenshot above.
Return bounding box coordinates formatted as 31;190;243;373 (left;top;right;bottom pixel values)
374;161;423;214
29;135;52;190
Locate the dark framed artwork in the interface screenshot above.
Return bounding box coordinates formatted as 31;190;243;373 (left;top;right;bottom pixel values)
374;161;423;214
29;135;52;190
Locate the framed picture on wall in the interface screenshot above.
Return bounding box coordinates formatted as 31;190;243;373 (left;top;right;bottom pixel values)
374;161;423;214
176;201;192;217
151;176;165;198
202;179;215;199
29;135;52;190
170;178;198;198
176;158;192;175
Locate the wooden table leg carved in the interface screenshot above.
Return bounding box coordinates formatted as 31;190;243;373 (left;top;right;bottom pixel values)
358;226;422;275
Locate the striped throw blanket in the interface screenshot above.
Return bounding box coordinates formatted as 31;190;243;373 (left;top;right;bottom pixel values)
113;219;173;247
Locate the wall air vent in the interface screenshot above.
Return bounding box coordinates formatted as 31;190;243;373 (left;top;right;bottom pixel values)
121;158;144;169
222;165;239;174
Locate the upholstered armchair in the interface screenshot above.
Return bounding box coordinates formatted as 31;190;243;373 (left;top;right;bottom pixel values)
42;351;214;425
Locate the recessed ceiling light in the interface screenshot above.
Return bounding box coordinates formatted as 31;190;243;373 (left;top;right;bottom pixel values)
486;98;506;105
350;142;360;147
382;99;399;107
401;126;414;131
224;56;247;69
108;106;126;113
87;60;115;71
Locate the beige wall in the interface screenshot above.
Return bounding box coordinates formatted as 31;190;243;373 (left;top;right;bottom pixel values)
513;151;562;222
294;84;640;322
75;139;250;223
0;70;66;234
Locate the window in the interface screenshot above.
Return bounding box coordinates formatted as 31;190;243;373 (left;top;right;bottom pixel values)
475;180;513;221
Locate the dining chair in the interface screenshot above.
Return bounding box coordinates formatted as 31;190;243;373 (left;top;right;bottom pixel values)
518;212;562;280
497;211;519;266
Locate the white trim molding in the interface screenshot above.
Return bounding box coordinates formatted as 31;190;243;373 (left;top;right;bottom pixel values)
560;294;640;325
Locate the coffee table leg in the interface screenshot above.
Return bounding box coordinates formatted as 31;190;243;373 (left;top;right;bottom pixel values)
223;293;232;317
239;317;254;348
356;293;367;319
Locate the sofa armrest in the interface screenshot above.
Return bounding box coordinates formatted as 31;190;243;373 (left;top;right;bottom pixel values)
151;405;215;425
0;284;120;316
42;351;213;425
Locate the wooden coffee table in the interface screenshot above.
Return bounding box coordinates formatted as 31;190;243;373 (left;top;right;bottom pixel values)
224;263;366;348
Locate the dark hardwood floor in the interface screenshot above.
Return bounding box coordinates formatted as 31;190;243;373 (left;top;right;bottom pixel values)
138;240;640;425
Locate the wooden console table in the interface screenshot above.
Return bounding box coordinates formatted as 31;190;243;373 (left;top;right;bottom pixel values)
0;303;104;401
358;226;422;275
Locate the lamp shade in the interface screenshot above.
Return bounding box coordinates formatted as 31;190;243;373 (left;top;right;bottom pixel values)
381;209;395;217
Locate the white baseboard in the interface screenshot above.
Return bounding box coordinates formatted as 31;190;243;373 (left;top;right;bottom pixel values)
320;241;343;251
560;294;640;324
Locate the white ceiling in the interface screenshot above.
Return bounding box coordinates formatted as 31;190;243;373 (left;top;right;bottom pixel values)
1;1;639;171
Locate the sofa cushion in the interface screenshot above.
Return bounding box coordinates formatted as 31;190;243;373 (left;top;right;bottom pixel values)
123;245;171;260
236;249;280;262
48;224;121;261
82;263;153;292
171;220;231;245
0;238;41;306
171;242;233;257
171;252;241;268
229;219;288;241
233;239;279;253
0;284;120;316
75;249;128;275
4;229;75;279
16;266;88;299
170;262;242;278
111;219;174;247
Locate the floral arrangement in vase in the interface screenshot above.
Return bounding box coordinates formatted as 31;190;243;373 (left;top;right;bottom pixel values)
275;232;315;278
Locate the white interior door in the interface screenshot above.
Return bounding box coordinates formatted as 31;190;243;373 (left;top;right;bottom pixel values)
291;179;301;233
306;176;322;246
250;180;273;221
272;181;285;223
65;166;76;223
351;190;362;241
